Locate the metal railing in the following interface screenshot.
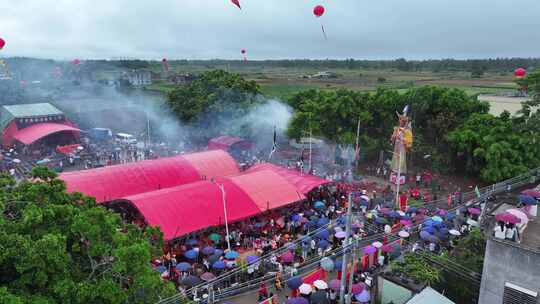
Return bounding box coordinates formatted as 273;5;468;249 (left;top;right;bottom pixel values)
157;167;540;304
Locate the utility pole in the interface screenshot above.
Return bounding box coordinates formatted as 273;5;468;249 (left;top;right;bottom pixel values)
217;183;231;252
346;244;358;304
309;129;313;173
339;193;353;304
355;116;361;167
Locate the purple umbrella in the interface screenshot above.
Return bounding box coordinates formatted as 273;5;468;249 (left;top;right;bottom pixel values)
176;262;191;271
519;195;538;205
335;231;347;239
468;207;481;215
329;279;341;290
420;230;431;240
399;219;412;226
363;245;377;255
355;290;371;303
212;260;226;269
522;189;540;198
246;255;260;263
202;246;215;255
287;276;304;289
495;212;521;224
281;251;295;263
201;272;216;281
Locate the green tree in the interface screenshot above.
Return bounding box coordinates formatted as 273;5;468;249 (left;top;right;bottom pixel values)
390;253;441;286
0;168;176;303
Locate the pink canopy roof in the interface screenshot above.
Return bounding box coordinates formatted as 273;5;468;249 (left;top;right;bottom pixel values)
124;170;312;240
246;163;330;194
60;150;239;203
13;123;81;145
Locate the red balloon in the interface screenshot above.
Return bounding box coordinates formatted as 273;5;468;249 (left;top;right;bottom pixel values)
72;59;81;65
514;68;526;78
313;5;325;17
162;58;167;62
241;49;246;54
0;38;5;50
231;0;241;9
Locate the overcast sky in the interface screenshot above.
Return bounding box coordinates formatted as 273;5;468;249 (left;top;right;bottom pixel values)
0;0;538;60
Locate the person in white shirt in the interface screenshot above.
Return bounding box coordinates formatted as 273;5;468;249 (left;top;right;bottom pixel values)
494;223;506;239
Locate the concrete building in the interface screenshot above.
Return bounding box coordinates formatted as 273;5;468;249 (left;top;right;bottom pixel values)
124;70;152;86
479;191;540;304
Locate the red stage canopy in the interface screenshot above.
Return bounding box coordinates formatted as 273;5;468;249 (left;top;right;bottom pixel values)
208;136;251;151
124;169;309;240
60;150;239;203
246;163;330;194
12;123;81;145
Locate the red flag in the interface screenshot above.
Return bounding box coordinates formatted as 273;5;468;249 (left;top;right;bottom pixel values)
231;0;241;9
259;295;278;304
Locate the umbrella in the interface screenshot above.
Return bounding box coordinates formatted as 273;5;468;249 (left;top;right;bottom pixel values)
375;217;389;225
314;201;326;209
449;229;461;236
420;230;431;240
522;189;540;198
186;239;198;246
315;229;330;240
355;290;370;303
12;158;21;164
181;275;201;287
445;212;456;221
313;280;328;290
507;209;529;225
207;254;221;263
201;272;216;282
318;217;330;227
320;257;334;271
363;246;377;255
431;216;443;223
427;234;440;243
202;246;215;255
285;242;298;250
224;251;239;259
214;249;224;256
397;210;406;217
334;259;343;269
209;233;222;242
287;297;309;304
398;230;410;238
246;255;260;263
372;241;383;248
351;283;365;294
495;212;521;224
399;219;412;226
36;158;51;165
406;206;418;213
388;211;401;218
422;226;436;234
468;208;481;215
381;244;395;253
176;262;191;271
335;231;347;239
414;214;425;221
281;251;295;263
300;217;309;223
212;260;226;270
287;276;303;289
155;265;167;274
318;239;330;249
299;283;313;295
310;290;329;304
438;209;447;216
184;250;198;259
329;279;340;290
292;214;302;222
519;195;537;205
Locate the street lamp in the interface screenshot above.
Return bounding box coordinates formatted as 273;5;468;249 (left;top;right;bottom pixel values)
213;181;231;252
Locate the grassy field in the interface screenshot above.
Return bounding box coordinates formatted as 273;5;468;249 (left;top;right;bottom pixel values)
144;63;519;100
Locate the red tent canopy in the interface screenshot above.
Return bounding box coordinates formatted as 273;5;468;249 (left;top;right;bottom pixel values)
60;150;239;203
12;123;81;145
246;163;329;194
124;170;309;240
208;135;252;151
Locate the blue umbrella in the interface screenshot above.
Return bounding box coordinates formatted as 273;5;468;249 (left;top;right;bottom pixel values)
431;216;443;223
355;290;370;303
292;214;301;222
422;226;436;234
225;251;239;259
375;217;389;225
246;255;259;263
155;265;167;274
214;249;224;256
212;260;226;270
520;195;537;205
406;207;418;213
389;211;401;218
314;201;326;209
176;262;191;271
300;235;312;243
445;212;456;221
315;229;330;240
420;230;432;240
337;216;347;225
207;254;221;263
286;242;298;250
184;249;198;259
334;259;343;270
318;239;330;249
287;276;304;290
202;246;215;255
186;239;199;246
317;217;330;227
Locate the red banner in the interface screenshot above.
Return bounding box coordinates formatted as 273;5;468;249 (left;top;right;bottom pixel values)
303;268;326;285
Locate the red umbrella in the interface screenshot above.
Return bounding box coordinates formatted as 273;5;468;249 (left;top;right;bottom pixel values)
381;244;395;253
231;0;241;9
72;59;81;65
468;208;481;215
522;189;540;198
0;38;5;50
280;251;294;263
495;212;521;224
514;68;526;78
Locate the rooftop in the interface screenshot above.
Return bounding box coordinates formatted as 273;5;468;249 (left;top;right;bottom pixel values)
406;287;455;304
2;103;63;118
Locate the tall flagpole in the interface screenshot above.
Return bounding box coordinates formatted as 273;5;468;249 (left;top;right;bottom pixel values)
309;130;313;172
355;117;361;166
218;183;231;252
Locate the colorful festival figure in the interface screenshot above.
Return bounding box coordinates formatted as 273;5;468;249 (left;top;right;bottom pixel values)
390;106;413;179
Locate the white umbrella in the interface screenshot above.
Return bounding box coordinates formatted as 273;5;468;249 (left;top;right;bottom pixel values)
398;230;410;238
506;209;529;225
372;241;383;248
12;158;21;164
449;229;461;236
397;211;406;217
77;146;84;151
466;219;479;227
313;280;328;290
299;283;313;295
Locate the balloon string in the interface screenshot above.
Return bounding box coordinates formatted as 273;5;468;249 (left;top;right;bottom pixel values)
321;24;328;40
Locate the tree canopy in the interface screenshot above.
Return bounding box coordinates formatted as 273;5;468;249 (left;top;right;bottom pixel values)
0;168;175;303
